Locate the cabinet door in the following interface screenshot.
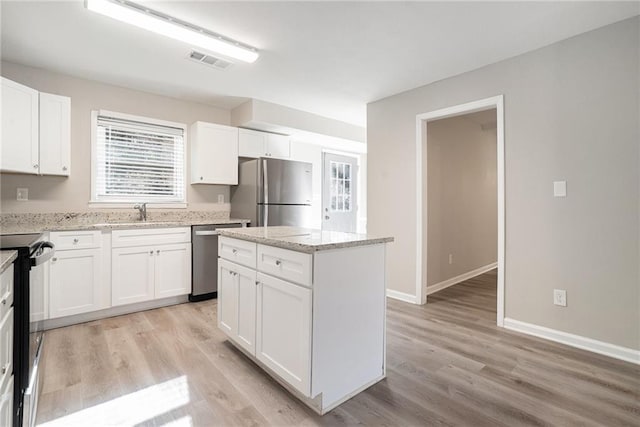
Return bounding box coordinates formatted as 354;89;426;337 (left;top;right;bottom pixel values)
235;263;257;355
266;134;290;159
191;122;238;185
39;92;71;176
154;243;191;299
1;77;39;174
49;248;102;319
256;272;312;396
0;375;13;427
0;309;13;391
238;128;266;158
218;259;238;337
112;246;155;306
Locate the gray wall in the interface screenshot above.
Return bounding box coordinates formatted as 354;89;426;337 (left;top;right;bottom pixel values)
427;111;497;287
1;61;231;213
368;17;639;349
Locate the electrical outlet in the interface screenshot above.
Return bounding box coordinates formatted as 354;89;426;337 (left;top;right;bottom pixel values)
448;254;453;265
553;289;567;307
217;194;224;204
17;188;28;201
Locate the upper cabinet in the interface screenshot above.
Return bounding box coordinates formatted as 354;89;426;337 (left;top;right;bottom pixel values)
39;93;71;176
1;77;39;174
238;128;290;159
191;121;239;185
0;77;71;176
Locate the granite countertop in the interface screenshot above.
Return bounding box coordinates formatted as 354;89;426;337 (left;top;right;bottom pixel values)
217;226;394;253
0;212;250;235
0;250;17;274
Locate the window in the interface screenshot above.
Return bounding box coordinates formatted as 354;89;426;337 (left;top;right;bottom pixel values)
91;111;186;205
330;160;352;212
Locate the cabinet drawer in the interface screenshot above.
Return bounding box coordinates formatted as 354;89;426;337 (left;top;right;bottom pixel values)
0;308;13;393
112;227;190;248
257;245;312;287
219;237;256;269
0;265;13;321
50;230;101;250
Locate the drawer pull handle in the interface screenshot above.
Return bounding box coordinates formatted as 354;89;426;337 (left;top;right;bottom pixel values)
275;260;281;266
73;238;79;244
1;298;5;305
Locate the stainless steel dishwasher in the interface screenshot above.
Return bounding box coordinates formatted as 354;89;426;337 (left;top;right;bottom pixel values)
190;223;243;301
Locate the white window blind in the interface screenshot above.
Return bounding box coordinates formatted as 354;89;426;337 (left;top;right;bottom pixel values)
94;114;185;203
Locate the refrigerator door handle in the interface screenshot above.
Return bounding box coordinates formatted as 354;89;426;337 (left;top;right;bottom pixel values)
263;159;269;226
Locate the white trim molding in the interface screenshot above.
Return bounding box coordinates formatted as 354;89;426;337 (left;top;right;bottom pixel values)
415;95;505;326
386;289;420;304
427;262;497;296
504;318;640;365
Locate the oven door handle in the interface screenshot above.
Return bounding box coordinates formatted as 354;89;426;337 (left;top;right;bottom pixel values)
30;241;55;266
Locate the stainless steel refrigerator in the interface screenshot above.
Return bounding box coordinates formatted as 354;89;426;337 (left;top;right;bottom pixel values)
231;158;312;227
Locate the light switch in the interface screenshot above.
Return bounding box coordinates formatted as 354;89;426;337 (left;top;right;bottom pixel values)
17;188;28;201
553;181;567;197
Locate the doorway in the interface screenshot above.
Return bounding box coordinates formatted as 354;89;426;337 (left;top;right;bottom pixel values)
322;152;358;232
415;95;505;327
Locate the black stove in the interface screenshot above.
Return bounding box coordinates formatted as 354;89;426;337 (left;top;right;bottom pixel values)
0;233;54;427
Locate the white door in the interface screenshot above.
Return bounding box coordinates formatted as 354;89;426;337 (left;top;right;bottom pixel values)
1;77;39;174
112;246;155;306
218;259;238;337
235;263;257;355
322;153;358;232
49;248;102;318
39;92;71;176
154;243;191;299
256;272;312;396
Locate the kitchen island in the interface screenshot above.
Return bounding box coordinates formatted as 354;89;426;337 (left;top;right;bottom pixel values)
216;226;393;415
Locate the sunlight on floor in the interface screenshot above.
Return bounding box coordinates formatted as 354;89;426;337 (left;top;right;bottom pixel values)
39;376;191;427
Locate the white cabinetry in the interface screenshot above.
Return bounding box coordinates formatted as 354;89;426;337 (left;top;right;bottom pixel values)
217;235;387;415
190;121;238;185
238;128;290;159
49;231;105;319
0;264;14;426
39;92;71;176
1;77;39;174
0;77;71;176
111;228;191;306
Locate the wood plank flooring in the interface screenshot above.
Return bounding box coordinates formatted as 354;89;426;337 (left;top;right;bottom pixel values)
36;270;640;426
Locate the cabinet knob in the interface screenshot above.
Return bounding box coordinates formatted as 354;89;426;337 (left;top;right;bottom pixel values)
156;250;160;255
33;164;39;169
62;166;68;171
275;260;281;266
1;298;6;305
1;364;6;374
150;250;154;255
52;257;57;262
200;176;203;180
255;281;259;286
232;249;237;254
73;238;79;244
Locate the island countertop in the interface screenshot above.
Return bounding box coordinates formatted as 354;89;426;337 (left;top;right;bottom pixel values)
216;226;394;253
1;250;18;274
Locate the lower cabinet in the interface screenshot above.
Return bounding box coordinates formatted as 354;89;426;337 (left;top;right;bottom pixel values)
0;375;13;427
218;258;256;355
112;242;191;306
49;248;102;318
255;272;312;396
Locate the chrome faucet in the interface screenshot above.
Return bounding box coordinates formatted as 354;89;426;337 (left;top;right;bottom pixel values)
133;203;147;221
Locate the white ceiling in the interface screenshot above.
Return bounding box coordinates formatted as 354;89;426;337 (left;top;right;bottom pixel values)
1;1;638;127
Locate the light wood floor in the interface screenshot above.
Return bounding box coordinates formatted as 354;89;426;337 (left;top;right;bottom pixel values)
37;270;640;426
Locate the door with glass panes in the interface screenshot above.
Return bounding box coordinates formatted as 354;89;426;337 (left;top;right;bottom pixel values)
322;153;358;232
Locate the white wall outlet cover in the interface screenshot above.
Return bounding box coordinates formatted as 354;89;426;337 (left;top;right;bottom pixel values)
553;289;567;307
553;181;567;197
17;188;28;201
217;194;224;204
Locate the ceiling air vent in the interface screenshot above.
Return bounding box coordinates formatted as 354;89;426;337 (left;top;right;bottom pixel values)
187;50;233;70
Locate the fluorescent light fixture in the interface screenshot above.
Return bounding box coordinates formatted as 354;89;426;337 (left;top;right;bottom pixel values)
85;0;259;63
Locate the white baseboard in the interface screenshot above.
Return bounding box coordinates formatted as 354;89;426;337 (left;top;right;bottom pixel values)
427;262;497;295
503;318;640;365
386;289;419;304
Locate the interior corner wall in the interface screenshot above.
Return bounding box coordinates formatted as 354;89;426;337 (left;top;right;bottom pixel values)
0;61;231;213
367;17;639;350
427;112;497;287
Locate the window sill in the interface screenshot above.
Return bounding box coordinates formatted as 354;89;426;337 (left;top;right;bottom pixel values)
88;202;188;209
